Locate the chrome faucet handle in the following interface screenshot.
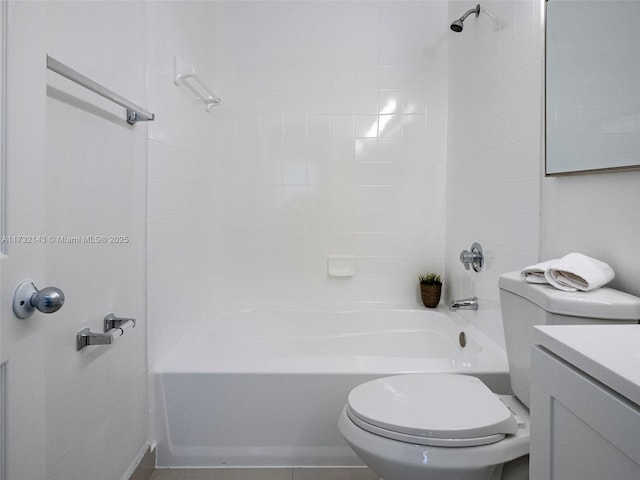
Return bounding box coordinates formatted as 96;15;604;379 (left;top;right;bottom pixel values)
459;242;484;272
459;251;474;270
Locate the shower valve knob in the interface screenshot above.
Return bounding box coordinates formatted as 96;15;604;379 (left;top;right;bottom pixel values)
13;280;65;319
460;251;475;270
459;242;484;272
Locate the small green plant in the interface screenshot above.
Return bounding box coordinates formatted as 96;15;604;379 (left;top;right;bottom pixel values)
419;272;442;285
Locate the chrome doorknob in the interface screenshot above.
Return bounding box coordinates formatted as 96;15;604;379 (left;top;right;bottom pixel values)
13;280;65;319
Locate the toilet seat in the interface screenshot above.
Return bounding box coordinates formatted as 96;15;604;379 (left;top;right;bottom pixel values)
347;373;518;448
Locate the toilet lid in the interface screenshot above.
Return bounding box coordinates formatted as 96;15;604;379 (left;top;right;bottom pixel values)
347;374;518;447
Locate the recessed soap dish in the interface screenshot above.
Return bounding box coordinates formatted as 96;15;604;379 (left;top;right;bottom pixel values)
328;255;355;277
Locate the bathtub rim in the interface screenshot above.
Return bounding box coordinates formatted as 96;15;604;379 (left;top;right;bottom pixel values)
154;307;509;376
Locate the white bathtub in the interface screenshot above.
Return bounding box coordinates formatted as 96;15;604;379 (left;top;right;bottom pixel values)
154;309;510;468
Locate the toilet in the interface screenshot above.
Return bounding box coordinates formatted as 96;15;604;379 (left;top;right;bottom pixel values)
338;270;640;480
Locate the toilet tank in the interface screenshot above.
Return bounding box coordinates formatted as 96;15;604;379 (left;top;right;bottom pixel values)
498;271;640;408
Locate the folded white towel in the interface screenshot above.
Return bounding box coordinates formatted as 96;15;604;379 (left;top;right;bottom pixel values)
521;259;558;284
544;253;615;292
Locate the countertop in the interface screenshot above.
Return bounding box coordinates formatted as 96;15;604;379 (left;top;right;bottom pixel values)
534;324;640;406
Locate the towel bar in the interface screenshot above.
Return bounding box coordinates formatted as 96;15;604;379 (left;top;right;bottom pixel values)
47;55;155;125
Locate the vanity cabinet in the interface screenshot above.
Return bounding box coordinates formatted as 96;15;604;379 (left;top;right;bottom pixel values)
530;339;640;480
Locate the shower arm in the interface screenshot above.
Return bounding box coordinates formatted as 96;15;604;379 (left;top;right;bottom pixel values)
458;4;480;23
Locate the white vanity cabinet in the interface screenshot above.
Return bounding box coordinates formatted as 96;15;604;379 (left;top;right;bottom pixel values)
530;325;640;480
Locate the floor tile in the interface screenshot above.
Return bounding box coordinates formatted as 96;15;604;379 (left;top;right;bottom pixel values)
292;468;378;480
149;468;292;480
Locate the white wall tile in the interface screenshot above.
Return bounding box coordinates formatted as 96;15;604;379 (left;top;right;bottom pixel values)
147;1;218;368
195;0;448;316
445;0;543;347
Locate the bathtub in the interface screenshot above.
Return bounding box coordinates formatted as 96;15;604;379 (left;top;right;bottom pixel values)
154;309;510;468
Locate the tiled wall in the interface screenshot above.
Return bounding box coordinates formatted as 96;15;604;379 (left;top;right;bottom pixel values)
146;0;218;443
147;1;218;362
146;0;553;360
205;1;449;312
445;0;544;346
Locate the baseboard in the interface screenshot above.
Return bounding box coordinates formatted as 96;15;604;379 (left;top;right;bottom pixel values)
128;445;155;480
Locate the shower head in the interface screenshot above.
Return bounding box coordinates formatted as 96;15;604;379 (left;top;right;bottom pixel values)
450;4;480;32
450;19;464;32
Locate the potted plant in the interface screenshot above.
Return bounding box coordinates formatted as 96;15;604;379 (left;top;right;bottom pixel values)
419;273;442;308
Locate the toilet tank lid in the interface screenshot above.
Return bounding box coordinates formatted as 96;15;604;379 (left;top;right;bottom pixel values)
499;271;640;320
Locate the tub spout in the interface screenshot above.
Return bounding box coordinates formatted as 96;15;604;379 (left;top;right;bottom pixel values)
449;297;478;311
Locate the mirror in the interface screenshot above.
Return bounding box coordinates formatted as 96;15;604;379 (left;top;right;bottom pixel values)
546;0;640;175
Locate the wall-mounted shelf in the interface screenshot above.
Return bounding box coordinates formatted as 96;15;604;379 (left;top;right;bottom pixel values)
173;56;221;112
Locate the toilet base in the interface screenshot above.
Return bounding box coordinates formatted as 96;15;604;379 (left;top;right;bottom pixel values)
338;398;530;480
349;441;504;480
501;455;529;480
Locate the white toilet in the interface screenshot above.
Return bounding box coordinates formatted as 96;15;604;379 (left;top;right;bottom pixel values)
339;270;640;480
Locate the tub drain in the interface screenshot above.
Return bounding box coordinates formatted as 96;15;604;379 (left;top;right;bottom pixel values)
459;331;467;348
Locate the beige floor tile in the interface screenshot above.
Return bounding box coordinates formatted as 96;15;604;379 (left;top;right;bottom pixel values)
292;467;378;480
150;468;292;480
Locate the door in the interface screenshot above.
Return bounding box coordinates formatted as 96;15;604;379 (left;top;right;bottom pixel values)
1;2;148;479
